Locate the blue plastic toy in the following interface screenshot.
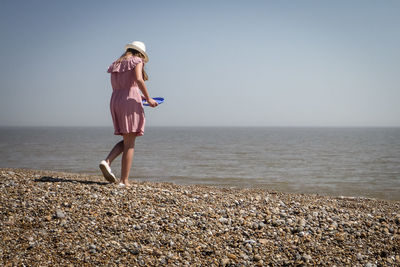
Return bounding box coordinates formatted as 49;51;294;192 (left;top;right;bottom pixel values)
142;97;164;106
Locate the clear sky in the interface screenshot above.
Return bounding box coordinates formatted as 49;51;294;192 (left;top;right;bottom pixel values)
0;0;399;127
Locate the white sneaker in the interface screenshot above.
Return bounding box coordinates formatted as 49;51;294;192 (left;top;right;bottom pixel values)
99;160;117;183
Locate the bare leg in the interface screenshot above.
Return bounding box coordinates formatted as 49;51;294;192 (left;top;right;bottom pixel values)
105;140;123;165
120;133;136;186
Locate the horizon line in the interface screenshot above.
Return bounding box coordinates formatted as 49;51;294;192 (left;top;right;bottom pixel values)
1;125;399;129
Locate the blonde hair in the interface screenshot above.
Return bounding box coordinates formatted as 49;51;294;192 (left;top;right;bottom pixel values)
117;48;148;81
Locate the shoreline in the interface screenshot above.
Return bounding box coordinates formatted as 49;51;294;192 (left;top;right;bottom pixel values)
129;176;400;203
5;166;399;203
1;168;399;266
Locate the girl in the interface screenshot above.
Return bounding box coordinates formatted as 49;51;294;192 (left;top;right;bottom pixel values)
99;41;158;187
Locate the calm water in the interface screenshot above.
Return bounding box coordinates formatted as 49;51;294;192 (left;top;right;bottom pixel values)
0;126;399;200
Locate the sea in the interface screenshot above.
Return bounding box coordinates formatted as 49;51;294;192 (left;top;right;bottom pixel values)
0;126;399;201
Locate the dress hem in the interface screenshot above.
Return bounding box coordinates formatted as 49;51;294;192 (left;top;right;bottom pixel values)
114;131;144;136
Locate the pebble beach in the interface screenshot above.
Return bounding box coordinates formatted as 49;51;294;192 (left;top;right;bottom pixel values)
1;168;399;266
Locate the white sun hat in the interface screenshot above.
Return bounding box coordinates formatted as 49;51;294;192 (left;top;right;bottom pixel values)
125;41;149;62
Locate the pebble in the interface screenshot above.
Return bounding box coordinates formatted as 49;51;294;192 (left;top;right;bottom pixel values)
218;217;229;224
258;239;268;245
240;252;249;260
254;254;262;261
245;243;252;251
302;254;312;262
295;253;302;261
221;258;229;266
0;168;398;266
227;253;237;260
55;209;65;219
256;260;264;266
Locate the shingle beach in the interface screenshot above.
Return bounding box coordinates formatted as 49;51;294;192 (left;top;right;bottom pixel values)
1;168;399;266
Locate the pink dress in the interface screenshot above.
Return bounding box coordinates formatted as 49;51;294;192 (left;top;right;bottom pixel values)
107;56;145;136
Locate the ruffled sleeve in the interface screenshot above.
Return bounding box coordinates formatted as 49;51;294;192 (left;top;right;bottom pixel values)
107;56;143;73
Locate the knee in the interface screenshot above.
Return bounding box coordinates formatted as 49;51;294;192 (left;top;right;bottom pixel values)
123;133;136;149
124;142;135;149
123;138;136;149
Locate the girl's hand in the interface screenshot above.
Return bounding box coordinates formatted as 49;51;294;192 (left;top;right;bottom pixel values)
147;98;158;107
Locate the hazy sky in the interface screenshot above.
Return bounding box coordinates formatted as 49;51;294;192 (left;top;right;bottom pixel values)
0;0;399;127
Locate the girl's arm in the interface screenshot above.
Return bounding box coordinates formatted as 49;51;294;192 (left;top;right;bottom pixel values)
134;63;158;107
